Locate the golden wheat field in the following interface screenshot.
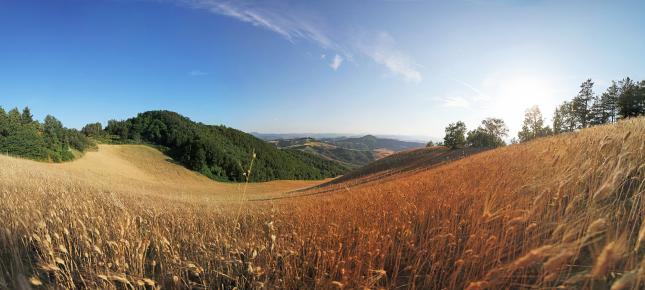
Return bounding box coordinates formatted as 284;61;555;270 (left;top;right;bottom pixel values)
1;118;645;289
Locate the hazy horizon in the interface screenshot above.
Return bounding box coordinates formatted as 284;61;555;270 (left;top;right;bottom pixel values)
1;0;644;138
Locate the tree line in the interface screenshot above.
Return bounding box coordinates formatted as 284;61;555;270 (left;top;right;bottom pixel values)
0;106;94;161
435;77;645;149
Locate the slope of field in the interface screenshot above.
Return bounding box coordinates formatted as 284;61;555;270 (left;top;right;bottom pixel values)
1;118;644;289
324;146;485;186
1;144;328;203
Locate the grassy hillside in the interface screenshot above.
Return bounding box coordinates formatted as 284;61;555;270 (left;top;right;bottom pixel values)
1;118;644;289
104;111;348;182
324;145;485;186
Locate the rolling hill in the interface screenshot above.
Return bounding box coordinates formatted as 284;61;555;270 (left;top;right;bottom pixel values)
322;134;425;151
0;144;329;203
1;117;644;289
268;135;424;167
103;111;348;182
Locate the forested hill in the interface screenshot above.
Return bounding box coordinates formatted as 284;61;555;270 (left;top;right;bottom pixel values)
103;111;348;182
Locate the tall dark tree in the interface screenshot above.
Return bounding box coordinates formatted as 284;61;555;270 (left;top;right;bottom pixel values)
587;81;619;125
571;79;594;128
600;81;620;123
20;107;33;124
589;92;605;126
617;78;645;118
443;121;467;149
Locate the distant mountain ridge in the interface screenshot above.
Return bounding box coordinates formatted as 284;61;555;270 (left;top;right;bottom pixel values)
322;135;425;152
252;132;429;143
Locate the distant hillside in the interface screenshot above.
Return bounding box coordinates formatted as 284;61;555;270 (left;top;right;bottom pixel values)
268;135;423;168
269;137;377;168
323;135;424;151
103;111;348;182
252;133;353;141
254;132;428;144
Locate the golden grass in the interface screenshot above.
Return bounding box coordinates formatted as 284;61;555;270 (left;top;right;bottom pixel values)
1;118;645;289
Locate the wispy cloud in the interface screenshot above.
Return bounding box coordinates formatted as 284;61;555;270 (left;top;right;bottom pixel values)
330;54;343;71
448;78;489;101
180;0;334;49
356;32;422;83
174;1;422;81
189;70;208;76
439;96;470;108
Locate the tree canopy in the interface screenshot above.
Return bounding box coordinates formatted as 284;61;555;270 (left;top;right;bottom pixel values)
0;106;94;161
443;121;467;149
467;118;508;148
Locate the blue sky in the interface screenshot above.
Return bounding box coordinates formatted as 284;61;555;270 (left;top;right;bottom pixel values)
1;0;644;140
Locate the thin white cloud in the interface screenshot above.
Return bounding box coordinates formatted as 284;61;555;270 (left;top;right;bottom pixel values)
174;1;422;80
180;0;335;49
440;96;470;108
330;54;343;70
189;70;208;76
356;32;422;83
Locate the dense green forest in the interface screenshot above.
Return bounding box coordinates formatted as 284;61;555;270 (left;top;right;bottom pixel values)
0;107;94;161
103;111;347;182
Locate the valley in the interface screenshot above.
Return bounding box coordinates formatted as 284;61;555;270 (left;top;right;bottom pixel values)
266;135;424;168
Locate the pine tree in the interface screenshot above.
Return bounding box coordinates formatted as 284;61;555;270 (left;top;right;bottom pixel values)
571;79;594;128
589;93;605;125
604;81;620;123
617;77;645;118
21;107;34;124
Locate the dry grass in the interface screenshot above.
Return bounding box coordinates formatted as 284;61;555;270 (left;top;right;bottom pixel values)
1;118;645;289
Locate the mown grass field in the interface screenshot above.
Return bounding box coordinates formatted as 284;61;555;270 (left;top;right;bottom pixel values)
1;118;644;289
